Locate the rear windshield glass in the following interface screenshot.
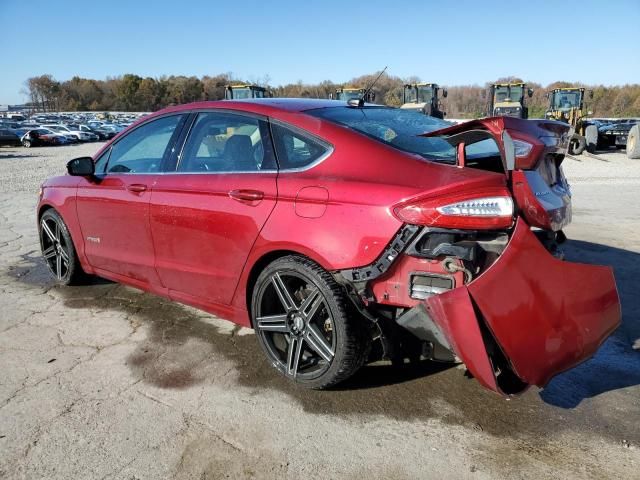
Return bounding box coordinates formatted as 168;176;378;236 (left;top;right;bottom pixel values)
306;107;456;163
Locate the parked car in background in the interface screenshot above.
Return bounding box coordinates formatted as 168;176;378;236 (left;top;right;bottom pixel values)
42;124;97;142
0;120;22;129
37;99;620;395
67;123;109;141
0;128;22;146
21;128;65;147
10;127;31;139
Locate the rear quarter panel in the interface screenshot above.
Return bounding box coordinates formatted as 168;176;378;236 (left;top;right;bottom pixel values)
231;110;509;315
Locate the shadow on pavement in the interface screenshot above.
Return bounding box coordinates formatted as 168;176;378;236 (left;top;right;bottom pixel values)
4;241;640;443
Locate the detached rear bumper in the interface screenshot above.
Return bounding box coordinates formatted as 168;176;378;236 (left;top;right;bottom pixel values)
424;217;621;394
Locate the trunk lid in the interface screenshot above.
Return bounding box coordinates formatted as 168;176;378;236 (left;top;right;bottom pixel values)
422;117;572;231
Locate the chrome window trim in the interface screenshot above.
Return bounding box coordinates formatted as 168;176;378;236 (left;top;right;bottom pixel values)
97;109;335;177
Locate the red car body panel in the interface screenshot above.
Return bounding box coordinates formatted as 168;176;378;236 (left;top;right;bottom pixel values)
75;174;162;285
426;218;620;393
425;287;499;392
37;99;621;393
149;173;278;306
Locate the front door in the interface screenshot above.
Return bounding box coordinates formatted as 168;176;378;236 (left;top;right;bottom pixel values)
76;114;186;285
150;111;278;305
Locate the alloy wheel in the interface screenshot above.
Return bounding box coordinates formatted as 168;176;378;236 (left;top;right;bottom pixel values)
40;217;70;281
255;271;336;380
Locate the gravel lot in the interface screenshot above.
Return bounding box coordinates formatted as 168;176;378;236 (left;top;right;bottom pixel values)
1;143;639;479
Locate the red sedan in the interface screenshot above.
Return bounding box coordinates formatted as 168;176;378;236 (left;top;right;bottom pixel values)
37;99;620;393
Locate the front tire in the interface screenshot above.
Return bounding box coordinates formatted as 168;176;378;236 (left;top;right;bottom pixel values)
23;139;31;148
39;209;88;285
251;255;370;389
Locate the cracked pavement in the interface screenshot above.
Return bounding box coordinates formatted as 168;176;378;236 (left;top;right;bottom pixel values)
0;144;639;479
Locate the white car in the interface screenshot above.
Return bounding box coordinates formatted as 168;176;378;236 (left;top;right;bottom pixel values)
42;124;97;142
20;128;73;146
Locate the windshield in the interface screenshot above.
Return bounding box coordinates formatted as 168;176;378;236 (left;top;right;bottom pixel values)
404;85;434;104
494;85;523;103
307;106;456;162
230;88;265;99
231;88;251;99
552;90;581;111
417;85;434;103
336;90;362;101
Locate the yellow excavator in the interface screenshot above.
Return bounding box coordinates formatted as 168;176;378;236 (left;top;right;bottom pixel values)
400;83;447;119
224;85;271;100
545;87;596;155
486;83;533;119
331;87;375;102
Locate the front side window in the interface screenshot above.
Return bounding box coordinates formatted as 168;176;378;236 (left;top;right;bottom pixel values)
178;112;275;173
105;115;182;174
270;123;330;170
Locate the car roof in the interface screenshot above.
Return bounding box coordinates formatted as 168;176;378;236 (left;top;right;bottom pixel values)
160;98;365;115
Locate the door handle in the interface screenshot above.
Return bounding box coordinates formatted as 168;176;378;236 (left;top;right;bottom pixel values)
228;189;264;203
127;183;147;193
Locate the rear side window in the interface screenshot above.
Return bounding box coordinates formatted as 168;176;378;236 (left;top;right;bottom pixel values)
271;123;330;170
105;115;183;174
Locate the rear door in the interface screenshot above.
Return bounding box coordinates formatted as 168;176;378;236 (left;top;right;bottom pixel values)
149;110;278;305
76;114;187;285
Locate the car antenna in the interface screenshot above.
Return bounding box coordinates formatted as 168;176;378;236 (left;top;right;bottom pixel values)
348;66;387;108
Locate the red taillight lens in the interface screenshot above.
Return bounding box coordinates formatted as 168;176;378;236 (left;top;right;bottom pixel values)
393;189;514;229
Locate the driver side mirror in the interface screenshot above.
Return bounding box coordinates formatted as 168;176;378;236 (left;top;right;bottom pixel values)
442;89;448;98
527;88;534;98
589;90;594;99
67;156;95;177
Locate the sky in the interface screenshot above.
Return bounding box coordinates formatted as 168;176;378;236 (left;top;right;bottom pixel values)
1;0;639;104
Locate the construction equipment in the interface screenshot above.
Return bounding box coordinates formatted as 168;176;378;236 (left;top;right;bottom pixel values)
545;87;596;155
331;87;375;102
224;85;271;100
400;83;447;119
486;83;533;119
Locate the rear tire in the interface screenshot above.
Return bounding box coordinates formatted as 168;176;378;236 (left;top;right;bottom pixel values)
569;134;586;155
627;125;640;159
39;210;89;286
251;255;371;389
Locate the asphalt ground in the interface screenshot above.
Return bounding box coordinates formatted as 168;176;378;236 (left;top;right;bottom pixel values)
0;143;638;479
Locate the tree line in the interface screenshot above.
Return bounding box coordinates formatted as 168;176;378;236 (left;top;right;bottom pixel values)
23;72;640;118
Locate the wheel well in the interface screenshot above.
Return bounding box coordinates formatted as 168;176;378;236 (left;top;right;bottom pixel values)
38;204;54;220
244;249;303;320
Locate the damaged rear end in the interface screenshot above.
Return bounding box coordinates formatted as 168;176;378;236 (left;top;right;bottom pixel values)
345;117;621;395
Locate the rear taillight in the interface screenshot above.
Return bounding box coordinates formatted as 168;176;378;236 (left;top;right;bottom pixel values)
507;130;544;169
513;139;533;157
393;189;514;230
